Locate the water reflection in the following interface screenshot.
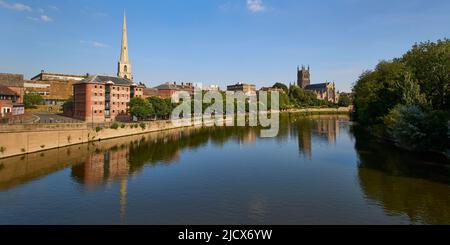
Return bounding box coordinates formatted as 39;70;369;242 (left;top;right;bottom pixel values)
353;126;450;224
0;114;449;224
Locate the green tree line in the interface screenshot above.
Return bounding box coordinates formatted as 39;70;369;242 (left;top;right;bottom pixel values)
352;39;449;152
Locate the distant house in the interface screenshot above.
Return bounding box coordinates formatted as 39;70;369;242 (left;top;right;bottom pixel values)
26;71;87;106
142;88;159;98
203;85;220;92
154;83;180;99
154;82;198;98
0;73;25;117
227;83;256;94
260;87;285;93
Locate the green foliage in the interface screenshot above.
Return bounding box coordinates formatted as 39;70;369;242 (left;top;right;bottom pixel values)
147;96;173;119
139;122;146;130
129;97;154;120
95;126;102;132
353;39;450;152
338;95;351;107
121;124;126;128
288;85;330;108
24;91;43;109
272;82;289;93
384;105;448;151
401;39;450;111
110;122;119;130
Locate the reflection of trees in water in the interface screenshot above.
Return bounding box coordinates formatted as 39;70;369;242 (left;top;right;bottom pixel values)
353;126;450;224
70;126;260;186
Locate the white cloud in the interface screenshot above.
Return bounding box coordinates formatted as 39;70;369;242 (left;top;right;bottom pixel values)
246;0;266;13
0;0;32;12
80;40;110;49
26;16;38;21
40;15;52;22
48;5;59;11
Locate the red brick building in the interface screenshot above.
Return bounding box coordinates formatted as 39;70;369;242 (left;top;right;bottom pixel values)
72;75;144;123
0;73;25;117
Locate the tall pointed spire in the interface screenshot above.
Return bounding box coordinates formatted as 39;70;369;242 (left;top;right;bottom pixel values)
118;11;132;80
120;12;128;63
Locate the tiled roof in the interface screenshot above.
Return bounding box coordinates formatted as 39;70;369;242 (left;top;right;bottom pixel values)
155;83;180;90
143;88;159;96
305;83;330;91
0;73;24;87
75;75;135;86
0;85;17;96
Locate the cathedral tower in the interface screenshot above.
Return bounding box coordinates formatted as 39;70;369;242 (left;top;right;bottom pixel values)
118;13;132;80
297;65;310;89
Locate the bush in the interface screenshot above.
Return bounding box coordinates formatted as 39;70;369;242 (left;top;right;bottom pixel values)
140;122;146;130
384;105;449;151
121;124;126;128
110;123;119;130
95;127;102;132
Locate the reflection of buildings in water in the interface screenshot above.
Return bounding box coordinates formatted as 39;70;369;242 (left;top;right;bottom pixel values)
241;129;257;145
298;131;312;158
119;177;127;222
71;147;130;222
314;118;339;144
73;147;130;187
295;116;344;158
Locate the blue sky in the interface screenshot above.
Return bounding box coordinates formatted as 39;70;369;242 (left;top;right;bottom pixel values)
1;0;449;92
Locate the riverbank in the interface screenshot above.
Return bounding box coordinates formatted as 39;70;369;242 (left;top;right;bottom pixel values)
353;123;450;163
0;108;351;159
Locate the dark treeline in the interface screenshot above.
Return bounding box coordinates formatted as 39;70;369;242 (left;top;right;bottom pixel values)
352;39;449;154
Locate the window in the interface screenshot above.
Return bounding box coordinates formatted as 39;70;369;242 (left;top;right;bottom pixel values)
124;65;128;72
94;93;97;96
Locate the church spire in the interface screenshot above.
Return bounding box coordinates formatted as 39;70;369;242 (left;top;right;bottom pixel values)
118;11;132;80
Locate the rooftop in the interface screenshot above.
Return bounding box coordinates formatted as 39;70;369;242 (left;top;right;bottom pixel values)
0;73;24;87
305;83;332;91
155;83;180;90
0;85;18;96
75;75;137;86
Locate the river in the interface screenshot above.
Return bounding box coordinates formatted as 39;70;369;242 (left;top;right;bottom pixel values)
0;114;449;224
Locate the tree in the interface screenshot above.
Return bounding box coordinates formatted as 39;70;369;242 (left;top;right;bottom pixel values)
352;39;450;152
24;91;43;109
147;96;172;119
288;85;320;107
129;97;154;120
401;39;450;112
352;61;407;125
273;82;289;93
338;95;351;107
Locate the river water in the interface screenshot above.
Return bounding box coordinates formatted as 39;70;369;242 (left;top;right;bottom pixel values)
0;114;449;224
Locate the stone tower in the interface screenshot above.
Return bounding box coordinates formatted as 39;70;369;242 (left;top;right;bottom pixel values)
297;65;310;89
118;12;132;80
